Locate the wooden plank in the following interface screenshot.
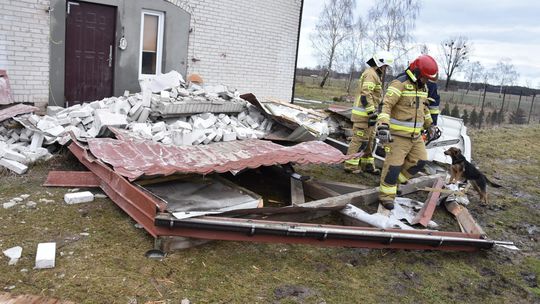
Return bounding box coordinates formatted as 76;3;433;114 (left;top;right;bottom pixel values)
298;174;444;209
290;177;305;205
411;178;445;226
303;181;341;200
0;292;74;304
445;201;486;236
310;179;370;194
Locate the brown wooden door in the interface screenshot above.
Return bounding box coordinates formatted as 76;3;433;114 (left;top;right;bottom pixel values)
65;1;116;105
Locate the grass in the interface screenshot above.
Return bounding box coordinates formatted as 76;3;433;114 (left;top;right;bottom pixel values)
0;128;539;303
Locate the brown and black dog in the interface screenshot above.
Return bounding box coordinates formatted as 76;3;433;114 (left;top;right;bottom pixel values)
444;147;502;205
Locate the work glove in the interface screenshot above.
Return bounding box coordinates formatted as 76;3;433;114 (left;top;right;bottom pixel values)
376;124;392;144
367;112;378;127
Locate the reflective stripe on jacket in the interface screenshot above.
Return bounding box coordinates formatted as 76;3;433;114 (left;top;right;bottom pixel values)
351;67;383;123
377;70;432;138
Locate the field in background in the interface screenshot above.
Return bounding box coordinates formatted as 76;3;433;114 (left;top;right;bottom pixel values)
294;75;540;124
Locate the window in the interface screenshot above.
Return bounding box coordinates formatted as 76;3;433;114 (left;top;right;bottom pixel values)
139;10;164;78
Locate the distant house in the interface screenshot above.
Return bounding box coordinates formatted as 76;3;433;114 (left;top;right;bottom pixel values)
0;0;303;107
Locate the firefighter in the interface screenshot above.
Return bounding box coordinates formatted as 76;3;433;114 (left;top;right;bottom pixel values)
427;79;441;125
344;51;394;174
376;54;440;210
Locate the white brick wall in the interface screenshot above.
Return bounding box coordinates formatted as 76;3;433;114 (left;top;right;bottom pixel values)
168;0;301;102
0;0;300;105
0;0;50;104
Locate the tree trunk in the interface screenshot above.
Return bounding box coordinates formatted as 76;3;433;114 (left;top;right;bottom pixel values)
499;85;503;98
444;77;451;91
346;69;354;94
466;81;472;94
319;70;330;88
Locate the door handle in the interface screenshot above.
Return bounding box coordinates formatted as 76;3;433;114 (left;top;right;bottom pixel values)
107;45;113;67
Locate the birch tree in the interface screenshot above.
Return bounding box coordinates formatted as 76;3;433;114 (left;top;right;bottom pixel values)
493;58;519;97
368;0;421;59
340;16;368;94
310;0;355;88
464;61;483;94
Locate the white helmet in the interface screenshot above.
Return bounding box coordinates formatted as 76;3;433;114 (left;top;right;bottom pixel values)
371;51;395;67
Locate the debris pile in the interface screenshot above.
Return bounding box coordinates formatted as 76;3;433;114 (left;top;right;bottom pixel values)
0;71;291;174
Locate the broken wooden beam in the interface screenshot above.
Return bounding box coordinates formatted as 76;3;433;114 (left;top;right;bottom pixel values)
445;201;486;236
290;177;305;205
411;178;444;227
298;174;444;209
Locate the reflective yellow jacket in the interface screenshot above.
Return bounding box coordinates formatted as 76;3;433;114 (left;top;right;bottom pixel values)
351;67;383;123
377;71;433;138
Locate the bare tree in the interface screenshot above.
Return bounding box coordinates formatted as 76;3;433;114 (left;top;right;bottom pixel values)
492;58;519;97
368;0;421;60
463;61;483;94
339;16;368;94
310;0;355;88
439;36;470;91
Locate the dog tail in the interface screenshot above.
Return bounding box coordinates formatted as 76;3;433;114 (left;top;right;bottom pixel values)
486;177;502;188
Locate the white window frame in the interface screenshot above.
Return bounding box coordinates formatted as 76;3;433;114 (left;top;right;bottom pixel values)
139;10;165;79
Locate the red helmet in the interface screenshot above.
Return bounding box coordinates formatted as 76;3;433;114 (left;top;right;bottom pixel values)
409;55;438;81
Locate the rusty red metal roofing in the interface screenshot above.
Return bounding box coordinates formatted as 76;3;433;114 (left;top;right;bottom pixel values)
86;137;356;180
0;104;38;122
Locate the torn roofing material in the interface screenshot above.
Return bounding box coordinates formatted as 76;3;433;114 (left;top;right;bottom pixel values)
0;104;38;123
87;137;356;180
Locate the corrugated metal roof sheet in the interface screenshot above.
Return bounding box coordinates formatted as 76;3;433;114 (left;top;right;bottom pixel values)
87;137;355;180
0;104;38;123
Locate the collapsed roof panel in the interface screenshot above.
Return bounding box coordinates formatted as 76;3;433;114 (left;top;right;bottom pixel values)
0;104;38;123
87;137;355;180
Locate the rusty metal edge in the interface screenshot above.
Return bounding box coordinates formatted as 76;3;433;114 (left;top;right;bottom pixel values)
68;140;166;237
43;171;101;188
68;139;490;251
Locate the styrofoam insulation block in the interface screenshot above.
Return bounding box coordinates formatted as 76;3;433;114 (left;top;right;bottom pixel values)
214;128;223;142
137;108;151;123
68;108;93;118
3;246;22;265
222;131;237;142
44;125;65;137
0;158;28;174
30;133;44;152
10;132;20;141
160;91;170;102
3;201;17;209
151;122;167;133
37;119;57;132
19;132;29;142
169;121;192;130
64;191;95;204
142;90;152;107
161;136;172;145
0;147;27;163
35;242;56;269
152;131;166;142
172;130;193;146
203;132;217;144
46;106;64;116
113;99;131;115
82;116;94;125
129;102;142;116
123;90;130;97
94;110;128;130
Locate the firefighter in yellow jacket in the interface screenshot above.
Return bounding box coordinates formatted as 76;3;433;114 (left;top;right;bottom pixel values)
344;51;394;174
376;55;440;210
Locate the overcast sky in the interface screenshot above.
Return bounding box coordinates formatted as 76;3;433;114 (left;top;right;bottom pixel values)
298;0;540;87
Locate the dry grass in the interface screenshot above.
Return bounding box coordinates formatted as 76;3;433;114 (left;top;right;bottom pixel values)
0;126;539;303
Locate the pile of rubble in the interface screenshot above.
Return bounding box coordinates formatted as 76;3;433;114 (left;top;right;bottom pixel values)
0;71;301;174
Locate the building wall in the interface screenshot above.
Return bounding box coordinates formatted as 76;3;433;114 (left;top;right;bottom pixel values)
0;0;50;106
1;0;301;106
49;0;190;107
169;0;302;101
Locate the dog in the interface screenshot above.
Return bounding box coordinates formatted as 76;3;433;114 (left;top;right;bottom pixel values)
444;147;502;205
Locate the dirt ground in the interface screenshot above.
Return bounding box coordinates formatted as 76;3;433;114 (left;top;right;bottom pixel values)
0;125;539;304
